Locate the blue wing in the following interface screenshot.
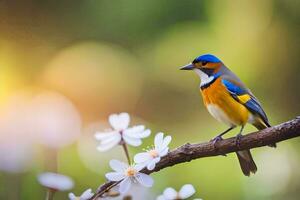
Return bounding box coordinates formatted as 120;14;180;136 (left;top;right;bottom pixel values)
222;79;270;127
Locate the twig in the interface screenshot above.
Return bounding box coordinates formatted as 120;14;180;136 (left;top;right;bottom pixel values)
45;189;55;200
92;181;121;200
89;117;300;200
122;143;131;164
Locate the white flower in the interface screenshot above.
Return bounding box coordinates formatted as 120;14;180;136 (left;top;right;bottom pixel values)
68;188;94;200
37;172;74;191
156;195;166;200
156;184;196;200
105;159;154;194
95;113;151;151
134;132;171;170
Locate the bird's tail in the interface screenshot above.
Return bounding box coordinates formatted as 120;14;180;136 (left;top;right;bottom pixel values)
236;150;257;176
253;119;276;148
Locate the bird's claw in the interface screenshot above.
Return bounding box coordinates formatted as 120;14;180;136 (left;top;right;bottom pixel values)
211;135;223;144
235;133;243;149
210;136;227;156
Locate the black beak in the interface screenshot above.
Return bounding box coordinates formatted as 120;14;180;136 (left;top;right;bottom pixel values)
180;63;194;70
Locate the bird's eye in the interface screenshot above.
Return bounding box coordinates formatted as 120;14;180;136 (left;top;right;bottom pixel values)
202;61;208;66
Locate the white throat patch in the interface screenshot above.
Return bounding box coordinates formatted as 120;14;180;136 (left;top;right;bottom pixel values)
193;68;214;87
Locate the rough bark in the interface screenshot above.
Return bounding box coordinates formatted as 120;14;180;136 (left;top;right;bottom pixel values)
90;117;300;199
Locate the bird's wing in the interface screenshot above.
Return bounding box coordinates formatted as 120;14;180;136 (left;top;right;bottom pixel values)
221;78;270;127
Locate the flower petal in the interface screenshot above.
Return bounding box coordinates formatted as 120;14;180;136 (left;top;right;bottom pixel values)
178;184;195;199
154;132;164;149
119;177;132;194
123;125;144;135
156;195;166;200
80;188;94;199
123;135;142;147
123;126;151;139
147;157;160;170
134;162;148;172
163;187;177;199
37;172;74;191
109;113;130;130
94;131;117;140
158;147;169;157
134;162;147;172
99;133;120;145
105;172;125;181
139;129;151;138
96;134;121;152
134;152;152;163
158;136;172;152
109;159;128;172
135;173;154;187
68;193;76;200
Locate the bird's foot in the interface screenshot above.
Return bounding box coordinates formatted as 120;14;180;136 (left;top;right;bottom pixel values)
211;135;223;144
235;133;243;149
210;136;227;156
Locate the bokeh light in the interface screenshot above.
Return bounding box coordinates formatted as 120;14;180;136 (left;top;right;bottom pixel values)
0;1;299;199
30;92;82;149
41;42;144;120
0;92;35;173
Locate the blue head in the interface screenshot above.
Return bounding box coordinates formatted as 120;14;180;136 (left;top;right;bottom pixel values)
192;54;222;64
180;54;224;76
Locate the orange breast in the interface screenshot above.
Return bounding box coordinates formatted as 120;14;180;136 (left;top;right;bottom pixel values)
201;78;250;126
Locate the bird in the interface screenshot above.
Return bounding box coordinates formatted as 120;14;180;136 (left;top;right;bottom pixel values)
180;54;274;176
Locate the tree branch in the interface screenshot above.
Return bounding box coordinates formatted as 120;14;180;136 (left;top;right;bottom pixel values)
90;117;300;199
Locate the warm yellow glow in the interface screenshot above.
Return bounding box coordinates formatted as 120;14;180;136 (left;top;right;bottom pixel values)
0;68;20;104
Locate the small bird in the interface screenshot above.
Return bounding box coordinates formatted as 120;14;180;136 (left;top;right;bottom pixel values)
180;54;274;176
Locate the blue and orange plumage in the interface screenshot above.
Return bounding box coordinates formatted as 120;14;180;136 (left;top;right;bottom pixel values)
181;54;274;176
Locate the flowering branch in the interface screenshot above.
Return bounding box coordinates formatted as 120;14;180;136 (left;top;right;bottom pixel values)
90;116;300;199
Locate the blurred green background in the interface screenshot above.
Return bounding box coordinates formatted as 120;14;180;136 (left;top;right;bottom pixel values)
0;0;299;199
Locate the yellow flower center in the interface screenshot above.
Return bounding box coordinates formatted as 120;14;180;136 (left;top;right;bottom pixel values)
149;149;159;158
125;167;137;177
175;193;181;200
